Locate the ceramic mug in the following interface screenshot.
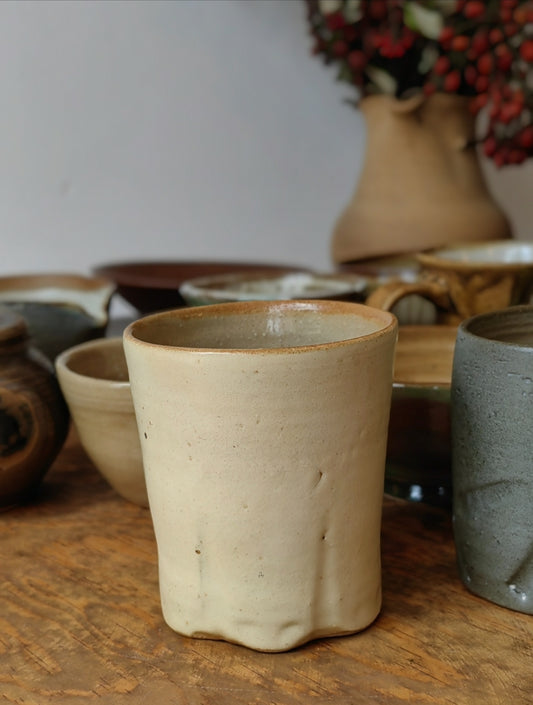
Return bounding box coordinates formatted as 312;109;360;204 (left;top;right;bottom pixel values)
123;300;397;652
451;304;533;614
366;240;533;325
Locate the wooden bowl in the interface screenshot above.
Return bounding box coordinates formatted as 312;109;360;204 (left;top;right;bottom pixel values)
93;261;309;314
386;325;457;507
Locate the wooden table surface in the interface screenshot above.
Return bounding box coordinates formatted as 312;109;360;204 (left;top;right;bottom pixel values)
1;431;532;705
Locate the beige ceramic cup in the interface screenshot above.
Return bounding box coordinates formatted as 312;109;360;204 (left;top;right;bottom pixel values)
123;300;397;652
366;240;533;325
55;337;148;507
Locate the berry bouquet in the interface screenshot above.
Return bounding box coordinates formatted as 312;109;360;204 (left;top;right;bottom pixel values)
306;0;533;167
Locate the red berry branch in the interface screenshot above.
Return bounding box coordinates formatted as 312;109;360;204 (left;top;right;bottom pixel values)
306;0;533;167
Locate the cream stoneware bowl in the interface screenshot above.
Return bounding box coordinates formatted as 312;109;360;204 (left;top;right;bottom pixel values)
55;337;148;507
386;325;457;506
124;299;397;652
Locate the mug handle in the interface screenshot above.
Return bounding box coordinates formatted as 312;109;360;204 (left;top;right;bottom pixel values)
366;279;451;313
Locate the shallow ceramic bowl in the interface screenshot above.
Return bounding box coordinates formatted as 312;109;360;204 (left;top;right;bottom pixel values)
0;273;115;361
55;337;148;507
179;271;369;306
386;325;457;506
93;261;308;313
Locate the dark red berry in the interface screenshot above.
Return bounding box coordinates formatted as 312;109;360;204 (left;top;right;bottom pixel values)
444;70;461;92
434;56;451;75
520;40;533;63
464;1;485;19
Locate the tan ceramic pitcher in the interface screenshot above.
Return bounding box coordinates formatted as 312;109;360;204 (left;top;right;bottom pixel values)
123;300;397;652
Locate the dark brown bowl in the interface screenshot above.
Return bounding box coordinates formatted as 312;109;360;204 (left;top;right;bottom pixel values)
93;261;309;313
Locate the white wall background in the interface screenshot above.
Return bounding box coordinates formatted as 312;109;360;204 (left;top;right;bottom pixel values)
1;0;532;296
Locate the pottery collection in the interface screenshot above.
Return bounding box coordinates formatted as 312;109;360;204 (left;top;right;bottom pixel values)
2;248;532;649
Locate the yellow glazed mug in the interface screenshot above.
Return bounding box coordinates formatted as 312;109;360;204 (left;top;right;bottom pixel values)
124;300;397;652
366;240;533;325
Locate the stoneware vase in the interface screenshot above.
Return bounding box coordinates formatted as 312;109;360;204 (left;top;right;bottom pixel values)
451;304;533;613
55;337;148;507
332;93;512;264
123;300;397;652
0;307;69;508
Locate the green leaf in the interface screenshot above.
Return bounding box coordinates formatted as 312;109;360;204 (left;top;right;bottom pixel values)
404;2;444;39
418;45;439;74
365;65;398;95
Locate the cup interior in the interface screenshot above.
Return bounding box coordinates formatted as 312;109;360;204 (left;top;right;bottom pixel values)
462;305;533;347
127;301;395;350
60;338;129;382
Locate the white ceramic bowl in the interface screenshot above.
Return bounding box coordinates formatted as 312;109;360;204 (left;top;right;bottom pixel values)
179;271;369;306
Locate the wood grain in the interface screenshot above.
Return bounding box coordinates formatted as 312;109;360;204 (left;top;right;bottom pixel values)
0;430;531;704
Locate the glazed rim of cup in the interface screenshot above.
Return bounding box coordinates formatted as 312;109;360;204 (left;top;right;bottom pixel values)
419;240;533;267
124;300;397;353
460;304;533;349
56;337;130;385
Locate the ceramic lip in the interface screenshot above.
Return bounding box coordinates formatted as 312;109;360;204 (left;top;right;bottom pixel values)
124;299;397;354
418;240;533;269
0;273;115;323
55;337;130;388
458;304;533;350
179;271;369;303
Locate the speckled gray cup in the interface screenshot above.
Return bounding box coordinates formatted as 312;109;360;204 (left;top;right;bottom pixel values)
451;304;533;613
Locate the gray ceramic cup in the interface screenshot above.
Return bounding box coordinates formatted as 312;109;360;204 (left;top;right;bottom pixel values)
451;304;533;613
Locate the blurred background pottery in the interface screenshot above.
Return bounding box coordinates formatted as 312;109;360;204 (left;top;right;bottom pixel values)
55;337;147;507
339;256;437;326
366;240;533;326
93;261;309;314
330;94;512;265
0;274;115;361
386;325;456;507
451;305;533;613
0;307;69;509
179;270;369;306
